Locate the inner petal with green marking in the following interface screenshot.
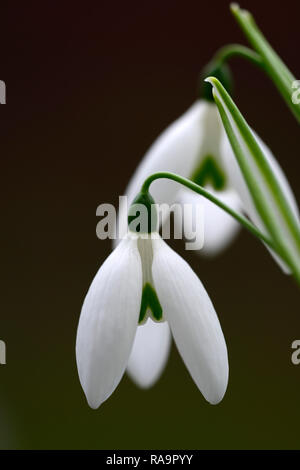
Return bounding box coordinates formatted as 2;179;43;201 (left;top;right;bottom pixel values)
137;236;163;324
139;282;163;323
190;155;226;190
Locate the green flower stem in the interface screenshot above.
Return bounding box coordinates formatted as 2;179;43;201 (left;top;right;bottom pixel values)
212;44;264;69
140;171;275;251
230;3;300;123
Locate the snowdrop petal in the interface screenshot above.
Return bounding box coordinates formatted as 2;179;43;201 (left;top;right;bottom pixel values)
221;130;299;272
127;318;172;388
76;236;142;409
152;237;228;404
126;101;206;205
177;187;241;256
115;101;207;244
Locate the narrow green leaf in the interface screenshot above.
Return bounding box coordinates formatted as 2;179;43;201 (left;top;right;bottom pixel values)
206;76;300;281
231;3;300;123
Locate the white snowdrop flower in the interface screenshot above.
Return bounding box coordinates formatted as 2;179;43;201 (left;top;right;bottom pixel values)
76;195;229;409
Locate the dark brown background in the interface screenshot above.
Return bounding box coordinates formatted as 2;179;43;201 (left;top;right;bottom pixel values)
1;0;300;449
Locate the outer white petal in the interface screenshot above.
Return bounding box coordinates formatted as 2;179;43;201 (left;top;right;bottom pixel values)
126;318;172;388
221;131;299;272
177;186;241;256
115;101;209;246
152;237;228;404
76;235;142;409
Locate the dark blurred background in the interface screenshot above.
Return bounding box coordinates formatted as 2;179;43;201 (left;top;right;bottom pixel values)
1;0;300;449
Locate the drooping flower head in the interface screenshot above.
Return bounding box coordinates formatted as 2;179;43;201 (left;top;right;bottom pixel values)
76;192;228;408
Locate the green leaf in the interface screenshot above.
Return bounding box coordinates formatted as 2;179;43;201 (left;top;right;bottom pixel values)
206;76;300;282
230;3;300;123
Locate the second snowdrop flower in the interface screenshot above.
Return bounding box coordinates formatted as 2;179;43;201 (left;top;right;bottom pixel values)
117;65;298;391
